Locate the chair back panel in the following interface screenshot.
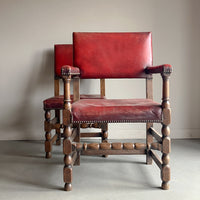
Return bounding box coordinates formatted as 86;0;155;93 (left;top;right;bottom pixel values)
55;44;73;77
73;32;152;79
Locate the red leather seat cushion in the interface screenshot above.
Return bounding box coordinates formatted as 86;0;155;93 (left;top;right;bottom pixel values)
43;95;105;110
72;99;162;123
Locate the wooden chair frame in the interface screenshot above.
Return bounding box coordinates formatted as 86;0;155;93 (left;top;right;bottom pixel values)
61;66;172;191
44;45;108;159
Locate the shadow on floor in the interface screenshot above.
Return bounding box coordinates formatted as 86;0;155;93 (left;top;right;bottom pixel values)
0;140;160;191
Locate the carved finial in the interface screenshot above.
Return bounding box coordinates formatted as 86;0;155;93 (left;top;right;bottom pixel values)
162;66;172;78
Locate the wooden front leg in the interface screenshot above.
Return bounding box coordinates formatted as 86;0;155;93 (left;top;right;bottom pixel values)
73;77;80;165
63;75;73;191
63;125;72;191
161;71;171;190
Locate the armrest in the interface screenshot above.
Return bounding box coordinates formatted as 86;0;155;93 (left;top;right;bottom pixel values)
61;65;80;77
61;65;80;112
145;64;172;123
145;64;172;75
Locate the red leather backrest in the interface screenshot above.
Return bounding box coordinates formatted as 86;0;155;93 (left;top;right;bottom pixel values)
73;32;152;79
54;44;73;77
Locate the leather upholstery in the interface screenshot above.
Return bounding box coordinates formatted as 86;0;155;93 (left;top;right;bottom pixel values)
145;65;172;74
73;32;152;79
61;65;80;76
43;95;105;110
55;44;73;77
72;99;162;123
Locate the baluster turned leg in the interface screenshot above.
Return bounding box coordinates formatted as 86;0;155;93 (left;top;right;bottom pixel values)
161;125;171;190
63;74;73;191
161;70;171;190
45;110;51;158
63;126;72;191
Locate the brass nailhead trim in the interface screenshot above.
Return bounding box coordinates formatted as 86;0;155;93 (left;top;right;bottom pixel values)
73;119;162;124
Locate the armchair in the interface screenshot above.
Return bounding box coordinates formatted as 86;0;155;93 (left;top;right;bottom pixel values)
61;32;172;191
43;44;108;159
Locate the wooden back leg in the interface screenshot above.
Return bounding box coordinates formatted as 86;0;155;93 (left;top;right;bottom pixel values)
100;79;109;157
54;79;62;145
146;77;153;164
63;75;73;191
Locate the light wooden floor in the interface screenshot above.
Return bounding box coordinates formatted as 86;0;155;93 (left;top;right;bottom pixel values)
0;139;199;200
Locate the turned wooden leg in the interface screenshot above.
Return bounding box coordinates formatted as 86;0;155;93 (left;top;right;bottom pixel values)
160;71;171;190
102;123;108;158
63;125;72;191
55;109;61;145
45;110;52;158
161;125;171;190
146;122;153;165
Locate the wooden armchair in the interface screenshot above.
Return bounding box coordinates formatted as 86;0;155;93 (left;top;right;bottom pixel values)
43;44;108;159
61;32;172;191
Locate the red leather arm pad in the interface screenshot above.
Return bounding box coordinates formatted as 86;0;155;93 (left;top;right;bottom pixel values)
61;65;80;76
145;64;172;74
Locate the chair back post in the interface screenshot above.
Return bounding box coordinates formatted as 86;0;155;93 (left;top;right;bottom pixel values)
54;77;61;144
54;46;61;144
100;79;105;97
54;44;60;97
146;75;153;100
73;76;81;145
73;76;80;102
100;80;108;152
54;78;60;96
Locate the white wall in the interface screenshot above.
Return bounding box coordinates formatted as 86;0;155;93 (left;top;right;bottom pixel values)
0;0;200;140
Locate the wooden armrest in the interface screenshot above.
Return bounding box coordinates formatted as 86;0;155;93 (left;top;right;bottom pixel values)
145;65;172;115
61;65;80;77
145;65;172;75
